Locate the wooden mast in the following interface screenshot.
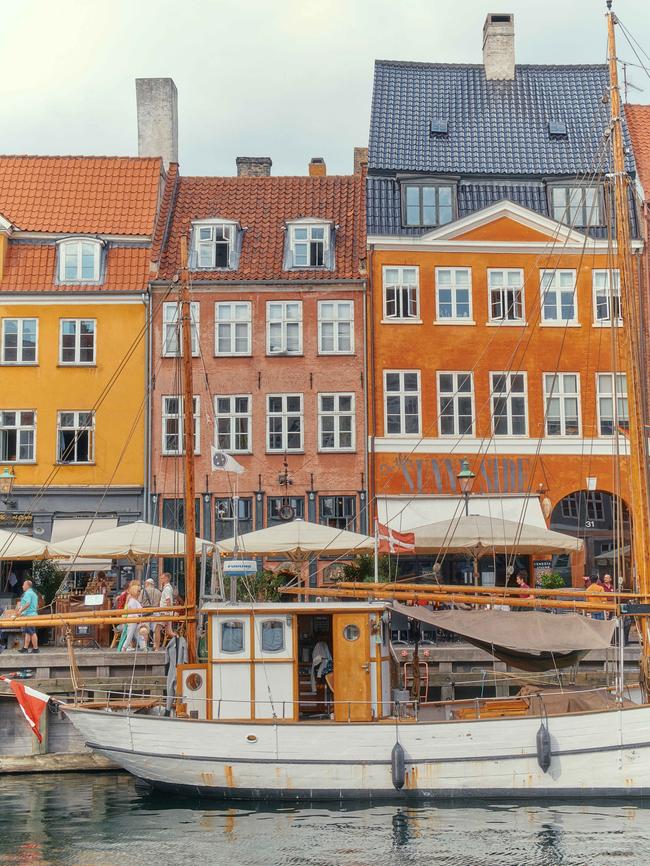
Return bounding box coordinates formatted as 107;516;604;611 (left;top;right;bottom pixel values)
607;3;650;697
179;236;197;662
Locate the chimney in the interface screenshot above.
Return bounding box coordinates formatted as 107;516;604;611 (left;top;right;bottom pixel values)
135;78;178;169
482;13;515;81
236;157;272;177
308;157;326;177
353;146;368;176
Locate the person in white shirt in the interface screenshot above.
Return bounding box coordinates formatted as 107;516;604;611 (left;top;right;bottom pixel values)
118;582;147;652
154;572;176;651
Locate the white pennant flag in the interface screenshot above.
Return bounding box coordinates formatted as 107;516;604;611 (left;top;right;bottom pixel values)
210;446;245;475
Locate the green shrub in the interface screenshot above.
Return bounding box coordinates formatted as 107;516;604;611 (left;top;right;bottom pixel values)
539;571;565;589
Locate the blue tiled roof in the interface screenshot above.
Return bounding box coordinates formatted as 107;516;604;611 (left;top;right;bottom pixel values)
369;62;633;175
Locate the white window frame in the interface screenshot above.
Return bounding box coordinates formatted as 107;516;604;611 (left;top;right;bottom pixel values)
266;301;303;355
318;393;356;452
487;269;525;325
192;221;237;270
287;221;331;269
162;302;199;357
596;373;628;437
490;372;528;437
59;319;96;365
540;270;578;325
266;394;304;452
437;372;475;437
56;411;95;464
214;302;252;356
543;373;581;437
550;185;602;227
317;301;354;353
0;410;36;463
213;395;252;454
382;266;420;322
383;370;421;437
435;267;473;324
57;238;102;283
593;270;622;327
161;396;201;455
1;318;38;365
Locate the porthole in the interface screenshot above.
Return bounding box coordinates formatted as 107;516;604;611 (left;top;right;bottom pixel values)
186;673;203;692
343;624;360;642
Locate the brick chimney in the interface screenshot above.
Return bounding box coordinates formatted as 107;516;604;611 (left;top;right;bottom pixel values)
308;157;326;177
135;78;178;170
482;13;515;81
353;146;368;175
236;157;272;177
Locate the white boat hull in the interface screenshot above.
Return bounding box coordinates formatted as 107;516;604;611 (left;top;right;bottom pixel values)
65;703;650;800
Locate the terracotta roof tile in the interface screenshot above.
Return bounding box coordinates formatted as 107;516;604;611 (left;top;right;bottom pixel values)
0;156;162;235
158;174;365;281
626;104;650;201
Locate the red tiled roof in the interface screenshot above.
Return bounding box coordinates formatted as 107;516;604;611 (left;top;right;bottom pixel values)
626;105;650;201
0;244;151;293
158;174;365;281
0;156;162;235
152;162;179;266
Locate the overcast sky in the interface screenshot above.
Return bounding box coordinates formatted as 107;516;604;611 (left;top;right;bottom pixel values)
2;0;649;176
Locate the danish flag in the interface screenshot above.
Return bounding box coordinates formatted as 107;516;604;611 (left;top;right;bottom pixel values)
1;676;50;743
377;522;416;554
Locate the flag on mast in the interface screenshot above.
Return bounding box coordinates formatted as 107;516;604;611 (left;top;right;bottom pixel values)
1;676;50;742
377;522;416;554
210;446;245;475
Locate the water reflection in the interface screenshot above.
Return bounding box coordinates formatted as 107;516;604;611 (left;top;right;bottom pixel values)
0;775;647;866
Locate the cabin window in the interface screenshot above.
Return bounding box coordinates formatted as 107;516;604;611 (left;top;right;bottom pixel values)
343;624;360;641
261;620;285;653
186;672;203;691
222;620;244;653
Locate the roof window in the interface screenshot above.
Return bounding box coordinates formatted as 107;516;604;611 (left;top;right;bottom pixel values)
57;238;103;284
548;120;568;138
430;118;449;136
284;219;335;270
191;220;242;270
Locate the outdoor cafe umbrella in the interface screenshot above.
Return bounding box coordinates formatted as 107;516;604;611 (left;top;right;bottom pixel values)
217;518;374;558
0;527;62;560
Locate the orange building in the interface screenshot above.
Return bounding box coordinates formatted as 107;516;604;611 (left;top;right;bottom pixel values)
366;15;642;583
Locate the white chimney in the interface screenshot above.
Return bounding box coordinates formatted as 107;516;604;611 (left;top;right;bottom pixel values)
136;78;178;169
483;13;515;81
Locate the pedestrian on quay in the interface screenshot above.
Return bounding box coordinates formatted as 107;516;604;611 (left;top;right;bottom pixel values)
118;581;146;652
154;572;176;651
583;575;605;620
14;579;40;654
139;577;162;649
515;571;535;609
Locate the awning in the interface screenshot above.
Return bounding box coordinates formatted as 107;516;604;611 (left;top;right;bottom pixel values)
377;495;548;532
50;517;118;572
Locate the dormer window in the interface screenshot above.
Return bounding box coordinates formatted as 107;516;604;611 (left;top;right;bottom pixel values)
57;238;102;283
191;221;241;270
286;220;334;270
549;184;603;227
402;182;455;227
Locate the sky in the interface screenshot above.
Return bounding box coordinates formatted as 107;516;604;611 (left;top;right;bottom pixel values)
1;0;649;177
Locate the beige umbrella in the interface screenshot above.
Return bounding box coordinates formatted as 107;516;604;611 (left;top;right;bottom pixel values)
0;527;62;560
218;519;374;558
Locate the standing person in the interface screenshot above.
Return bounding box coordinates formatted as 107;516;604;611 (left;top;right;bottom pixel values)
515;572;535;608
7;568;19;597
118;581;146;652
602;573;615;621
584;575;605;620
14;579;40;654
154;572;175;651
139;577;162;649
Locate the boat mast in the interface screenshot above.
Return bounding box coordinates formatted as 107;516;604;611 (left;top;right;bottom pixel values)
607;2;650;696
179;236;197;663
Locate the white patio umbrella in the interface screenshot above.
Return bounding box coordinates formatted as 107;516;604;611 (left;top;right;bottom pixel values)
0;527;62;560
217;519;374;558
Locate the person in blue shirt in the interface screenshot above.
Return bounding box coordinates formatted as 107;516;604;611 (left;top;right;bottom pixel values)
16;579;39;654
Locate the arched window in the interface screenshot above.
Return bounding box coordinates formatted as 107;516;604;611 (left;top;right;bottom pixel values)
57;238;103;283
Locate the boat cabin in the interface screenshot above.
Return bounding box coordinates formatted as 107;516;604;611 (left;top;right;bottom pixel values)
178;602;393;722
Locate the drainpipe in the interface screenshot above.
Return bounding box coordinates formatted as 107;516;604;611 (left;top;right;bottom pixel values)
362;274;370;533
143;290;152;522
366;245;377;525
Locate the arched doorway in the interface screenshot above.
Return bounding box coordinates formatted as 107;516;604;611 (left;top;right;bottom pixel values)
550;490;630;582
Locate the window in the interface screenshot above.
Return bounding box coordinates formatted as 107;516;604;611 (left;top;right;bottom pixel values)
435;268;472;322
57;411;94;463
0;411;36;462
383;267;419;321
403;184;454;227
222;620;244;653
214;395;251;453
597;373;628;436
287;222;332;268
318;301;354;352
593;270;622;325
319;495;356;530
268;497;305;523
193;222;238;269
267;302;302;354
488;270;524;323
318;393;355;451
540;270;577;324
1;319;37;364
544;373;580;436
261;621;285;653
384;371;420;436
490;373;527;436
215;497;253;540
59;320;96;365
550;185;602;227
561;492;605;523
267;394;303;451
215;302;251;355
161;497;199;533
438;373;474;436
58;239;102;283
162;302;199;357
161;396;200;455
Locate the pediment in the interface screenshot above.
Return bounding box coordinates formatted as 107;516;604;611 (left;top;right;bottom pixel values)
0;213;13;232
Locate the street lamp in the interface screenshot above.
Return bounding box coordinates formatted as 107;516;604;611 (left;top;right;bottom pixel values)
0;467;16;509
457;459;476;516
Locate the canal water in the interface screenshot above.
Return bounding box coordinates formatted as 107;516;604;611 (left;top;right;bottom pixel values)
1;774;649;866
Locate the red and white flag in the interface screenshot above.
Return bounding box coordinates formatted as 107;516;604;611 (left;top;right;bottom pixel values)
1;676;50;743
377;522;416;554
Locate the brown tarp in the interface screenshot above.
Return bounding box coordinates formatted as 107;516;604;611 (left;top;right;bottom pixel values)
392;604;616;671
517;686;636;715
